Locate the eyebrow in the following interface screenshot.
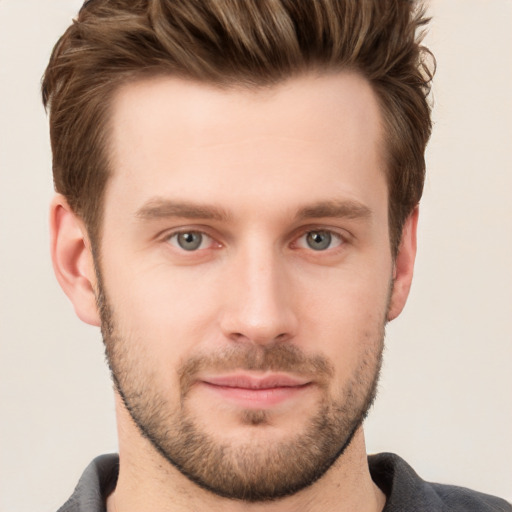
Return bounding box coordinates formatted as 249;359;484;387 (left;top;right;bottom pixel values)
135;197;372;223
136;198;230;222
295;199;372;221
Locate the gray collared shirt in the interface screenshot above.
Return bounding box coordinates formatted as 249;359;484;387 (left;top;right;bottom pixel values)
57;452;512;512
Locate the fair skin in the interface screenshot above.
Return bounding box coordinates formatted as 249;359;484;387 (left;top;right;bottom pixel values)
50;72;417;511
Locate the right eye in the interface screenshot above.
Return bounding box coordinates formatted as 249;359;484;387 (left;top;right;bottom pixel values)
167;231;214;251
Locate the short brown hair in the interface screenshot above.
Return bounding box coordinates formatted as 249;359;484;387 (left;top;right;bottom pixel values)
42;0;434;254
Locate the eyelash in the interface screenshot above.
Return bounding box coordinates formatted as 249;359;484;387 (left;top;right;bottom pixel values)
163;226;348;255
166;230;218;252
293;229;345;252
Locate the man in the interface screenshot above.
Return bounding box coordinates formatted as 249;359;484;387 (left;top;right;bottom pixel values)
41;0;511;511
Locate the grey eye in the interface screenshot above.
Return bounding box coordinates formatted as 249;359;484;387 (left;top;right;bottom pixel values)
175;232;204;251
306;231;333;251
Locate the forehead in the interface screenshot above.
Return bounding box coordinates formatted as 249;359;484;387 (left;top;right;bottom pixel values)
110;71;383;154
106;71;386;218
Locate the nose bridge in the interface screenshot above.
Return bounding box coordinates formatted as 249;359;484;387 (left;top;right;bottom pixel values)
220;236;297;344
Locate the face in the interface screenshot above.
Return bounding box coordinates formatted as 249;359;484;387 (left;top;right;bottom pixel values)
96;72;396;501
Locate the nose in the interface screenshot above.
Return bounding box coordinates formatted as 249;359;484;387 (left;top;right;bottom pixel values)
219;244;298;346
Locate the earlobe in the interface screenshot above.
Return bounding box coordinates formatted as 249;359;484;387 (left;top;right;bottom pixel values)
387;207;419;321
49;194;101;326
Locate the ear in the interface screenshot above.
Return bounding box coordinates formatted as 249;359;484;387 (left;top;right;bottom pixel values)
387;207;419;321
49;194;101;326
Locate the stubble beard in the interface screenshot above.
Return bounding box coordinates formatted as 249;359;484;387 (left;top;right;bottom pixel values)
97;282;385;502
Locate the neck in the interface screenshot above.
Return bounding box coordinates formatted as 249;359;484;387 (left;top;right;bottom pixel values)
108;397;386;512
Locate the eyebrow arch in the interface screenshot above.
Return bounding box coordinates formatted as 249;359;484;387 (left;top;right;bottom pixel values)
136;197;371;223
295;199;372;221
136;198;230;222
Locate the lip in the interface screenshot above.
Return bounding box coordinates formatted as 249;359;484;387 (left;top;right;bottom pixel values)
198;373;312;409
203;373;311;389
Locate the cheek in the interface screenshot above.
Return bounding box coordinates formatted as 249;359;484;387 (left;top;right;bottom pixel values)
103;266;223;406
296;266;390;370
101;251;223;354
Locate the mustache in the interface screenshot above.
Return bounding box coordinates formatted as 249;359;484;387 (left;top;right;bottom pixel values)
178;343;334;397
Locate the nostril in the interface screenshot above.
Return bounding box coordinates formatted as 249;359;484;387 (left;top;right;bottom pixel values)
227;331;292;345
229;332;251;344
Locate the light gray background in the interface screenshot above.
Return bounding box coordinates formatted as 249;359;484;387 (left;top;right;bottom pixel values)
1;1;511;511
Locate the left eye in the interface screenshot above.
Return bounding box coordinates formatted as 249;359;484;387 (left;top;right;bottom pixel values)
168;231;212;251
297;230;344;251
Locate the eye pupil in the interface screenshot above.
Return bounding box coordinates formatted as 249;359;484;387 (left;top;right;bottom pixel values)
177;232;202;251
306;231;332;251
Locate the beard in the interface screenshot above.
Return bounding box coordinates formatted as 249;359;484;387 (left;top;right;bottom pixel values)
97;281;385;502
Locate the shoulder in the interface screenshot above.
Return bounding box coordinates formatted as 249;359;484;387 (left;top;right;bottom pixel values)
431;482;512;512
57;454;119;512
369;452;512;512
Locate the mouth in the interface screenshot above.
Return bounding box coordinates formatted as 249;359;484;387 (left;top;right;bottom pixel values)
198;373;313;409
